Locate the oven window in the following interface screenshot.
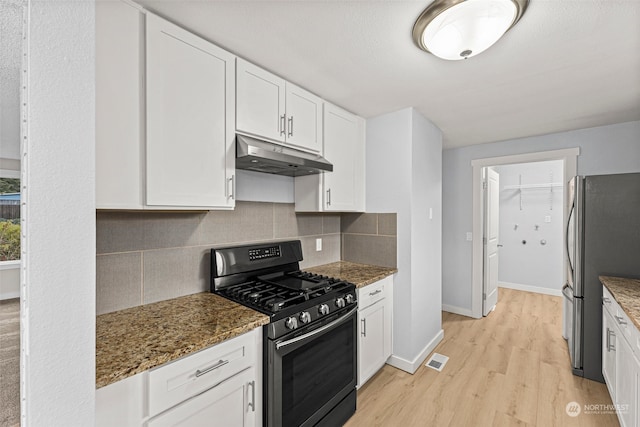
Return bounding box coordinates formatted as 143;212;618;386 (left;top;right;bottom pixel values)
281;319;355;427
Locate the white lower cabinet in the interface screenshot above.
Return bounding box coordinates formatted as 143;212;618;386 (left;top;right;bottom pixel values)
96;328;261;427
147;367;256;427
602;307;617;399
602;287;640;427
357;276;393;388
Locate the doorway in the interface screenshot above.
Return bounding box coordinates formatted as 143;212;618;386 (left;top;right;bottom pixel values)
470;148;579;319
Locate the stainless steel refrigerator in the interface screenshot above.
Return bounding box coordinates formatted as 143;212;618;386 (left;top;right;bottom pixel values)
562;172;640;383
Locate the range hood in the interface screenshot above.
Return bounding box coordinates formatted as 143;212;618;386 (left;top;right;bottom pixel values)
235;134;333;177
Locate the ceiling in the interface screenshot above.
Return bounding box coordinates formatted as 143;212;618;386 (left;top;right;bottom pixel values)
137;0;640;149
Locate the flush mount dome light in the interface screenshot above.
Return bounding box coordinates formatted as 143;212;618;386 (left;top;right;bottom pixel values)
412;0;528;60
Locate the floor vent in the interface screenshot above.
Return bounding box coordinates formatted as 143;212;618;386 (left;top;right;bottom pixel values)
425;353;449;372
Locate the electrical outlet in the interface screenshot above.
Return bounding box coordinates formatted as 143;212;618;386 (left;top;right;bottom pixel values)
545;215;551;223
466;232;473;241
316;238;322;251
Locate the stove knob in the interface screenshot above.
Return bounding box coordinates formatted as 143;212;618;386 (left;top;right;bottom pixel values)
345;294;355;305
318;304;330;316
336;297;346;308
299;311;311;324
285;317;298;330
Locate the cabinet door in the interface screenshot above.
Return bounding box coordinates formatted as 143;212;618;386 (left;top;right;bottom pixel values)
616;336;638;427
284;83;322;152
236;58;286;143
603;308;617;399
95;0;144;209
147;367;257;427
323;103;365;212
146;14;235;209
358;300;387;387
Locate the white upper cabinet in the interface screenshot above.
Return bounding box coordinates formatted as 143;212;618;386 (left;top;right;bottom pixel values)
146;14;235;209
236;59;285;143
96;4;235;210
323;103;365;211
294;102;365;212
236;58;322;153
284;83;323;152
96;0;144;209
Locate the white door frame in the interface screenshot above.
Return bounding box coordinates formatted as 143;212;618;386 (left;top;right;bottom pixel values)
470;148;579;319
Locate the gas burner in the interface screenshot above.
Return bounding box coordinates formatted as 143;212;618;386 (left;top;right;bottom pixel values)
211;241;356;321
266;298;285;312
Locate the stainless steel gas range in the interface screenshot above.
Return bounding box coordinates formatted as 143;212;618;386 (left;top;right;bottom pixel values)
211;240;358;427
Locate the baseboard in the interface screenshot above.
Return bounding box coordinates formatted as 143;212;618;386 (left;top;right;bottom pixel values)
442;304;475;318
386;329;444;374
499;281;562;297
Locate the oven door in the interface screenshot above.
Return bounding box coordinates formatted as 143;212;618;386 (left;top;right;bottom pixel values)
266;307;357;427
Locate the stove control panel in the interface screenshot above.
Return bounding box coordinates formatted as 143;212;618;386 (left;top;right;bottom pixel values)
248;246;281;261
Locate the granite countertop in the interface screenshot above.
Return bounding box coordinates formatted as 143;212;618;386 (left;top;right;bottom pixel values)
306;261;397;288
96;293;269;389
600;275;640;330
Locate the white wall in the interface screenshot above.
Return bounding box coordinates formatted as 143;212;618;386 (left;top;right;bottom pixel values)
0;262;20;300
443;120;640;312
367;107;442;370
494;160;564;295
23;1;96;425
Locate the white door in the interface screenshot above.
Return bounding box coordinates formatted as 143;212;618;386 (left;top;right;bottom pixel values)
146;14;235;209
602;308;616;399
358;301;386;387
322;103;365;212
284;83;322;152
236;58;286;143
483;167;500;316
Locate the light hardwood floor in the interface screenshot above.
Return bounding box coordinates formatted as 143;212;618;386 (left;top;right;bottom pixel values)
345;288;619;427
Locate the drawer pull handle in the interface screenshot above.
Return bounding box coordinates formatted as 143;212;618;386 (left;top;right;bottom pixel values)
614;315;627;326
369;289;382;297
602;297;611;304
195;359;229;377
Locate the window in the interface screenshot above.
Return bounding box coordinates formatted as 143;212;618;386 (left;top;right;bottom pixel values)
0;177;20;261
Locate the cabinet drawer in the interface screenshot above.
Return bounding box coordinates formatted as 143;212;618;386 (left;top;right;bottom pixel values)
602;287;616;316
614;307;638;355
148;331;255;417
146;367;256;427
358;276;392;309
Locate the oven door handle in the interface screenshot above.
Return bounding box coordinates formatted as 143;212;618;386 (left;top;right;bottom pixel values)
276;307;357;350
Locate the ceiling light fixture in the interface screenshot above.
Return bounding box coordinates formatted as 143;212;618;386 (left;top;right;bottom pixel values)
412;0;528;60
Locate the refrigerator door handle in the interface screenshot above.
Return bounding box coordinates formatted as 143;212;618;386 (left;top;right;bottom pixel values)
565;205;574;276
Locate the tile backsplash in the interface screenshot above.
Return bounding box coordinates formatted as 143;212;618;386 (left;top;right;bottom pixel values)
96;202;397;315
341;213;397;268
